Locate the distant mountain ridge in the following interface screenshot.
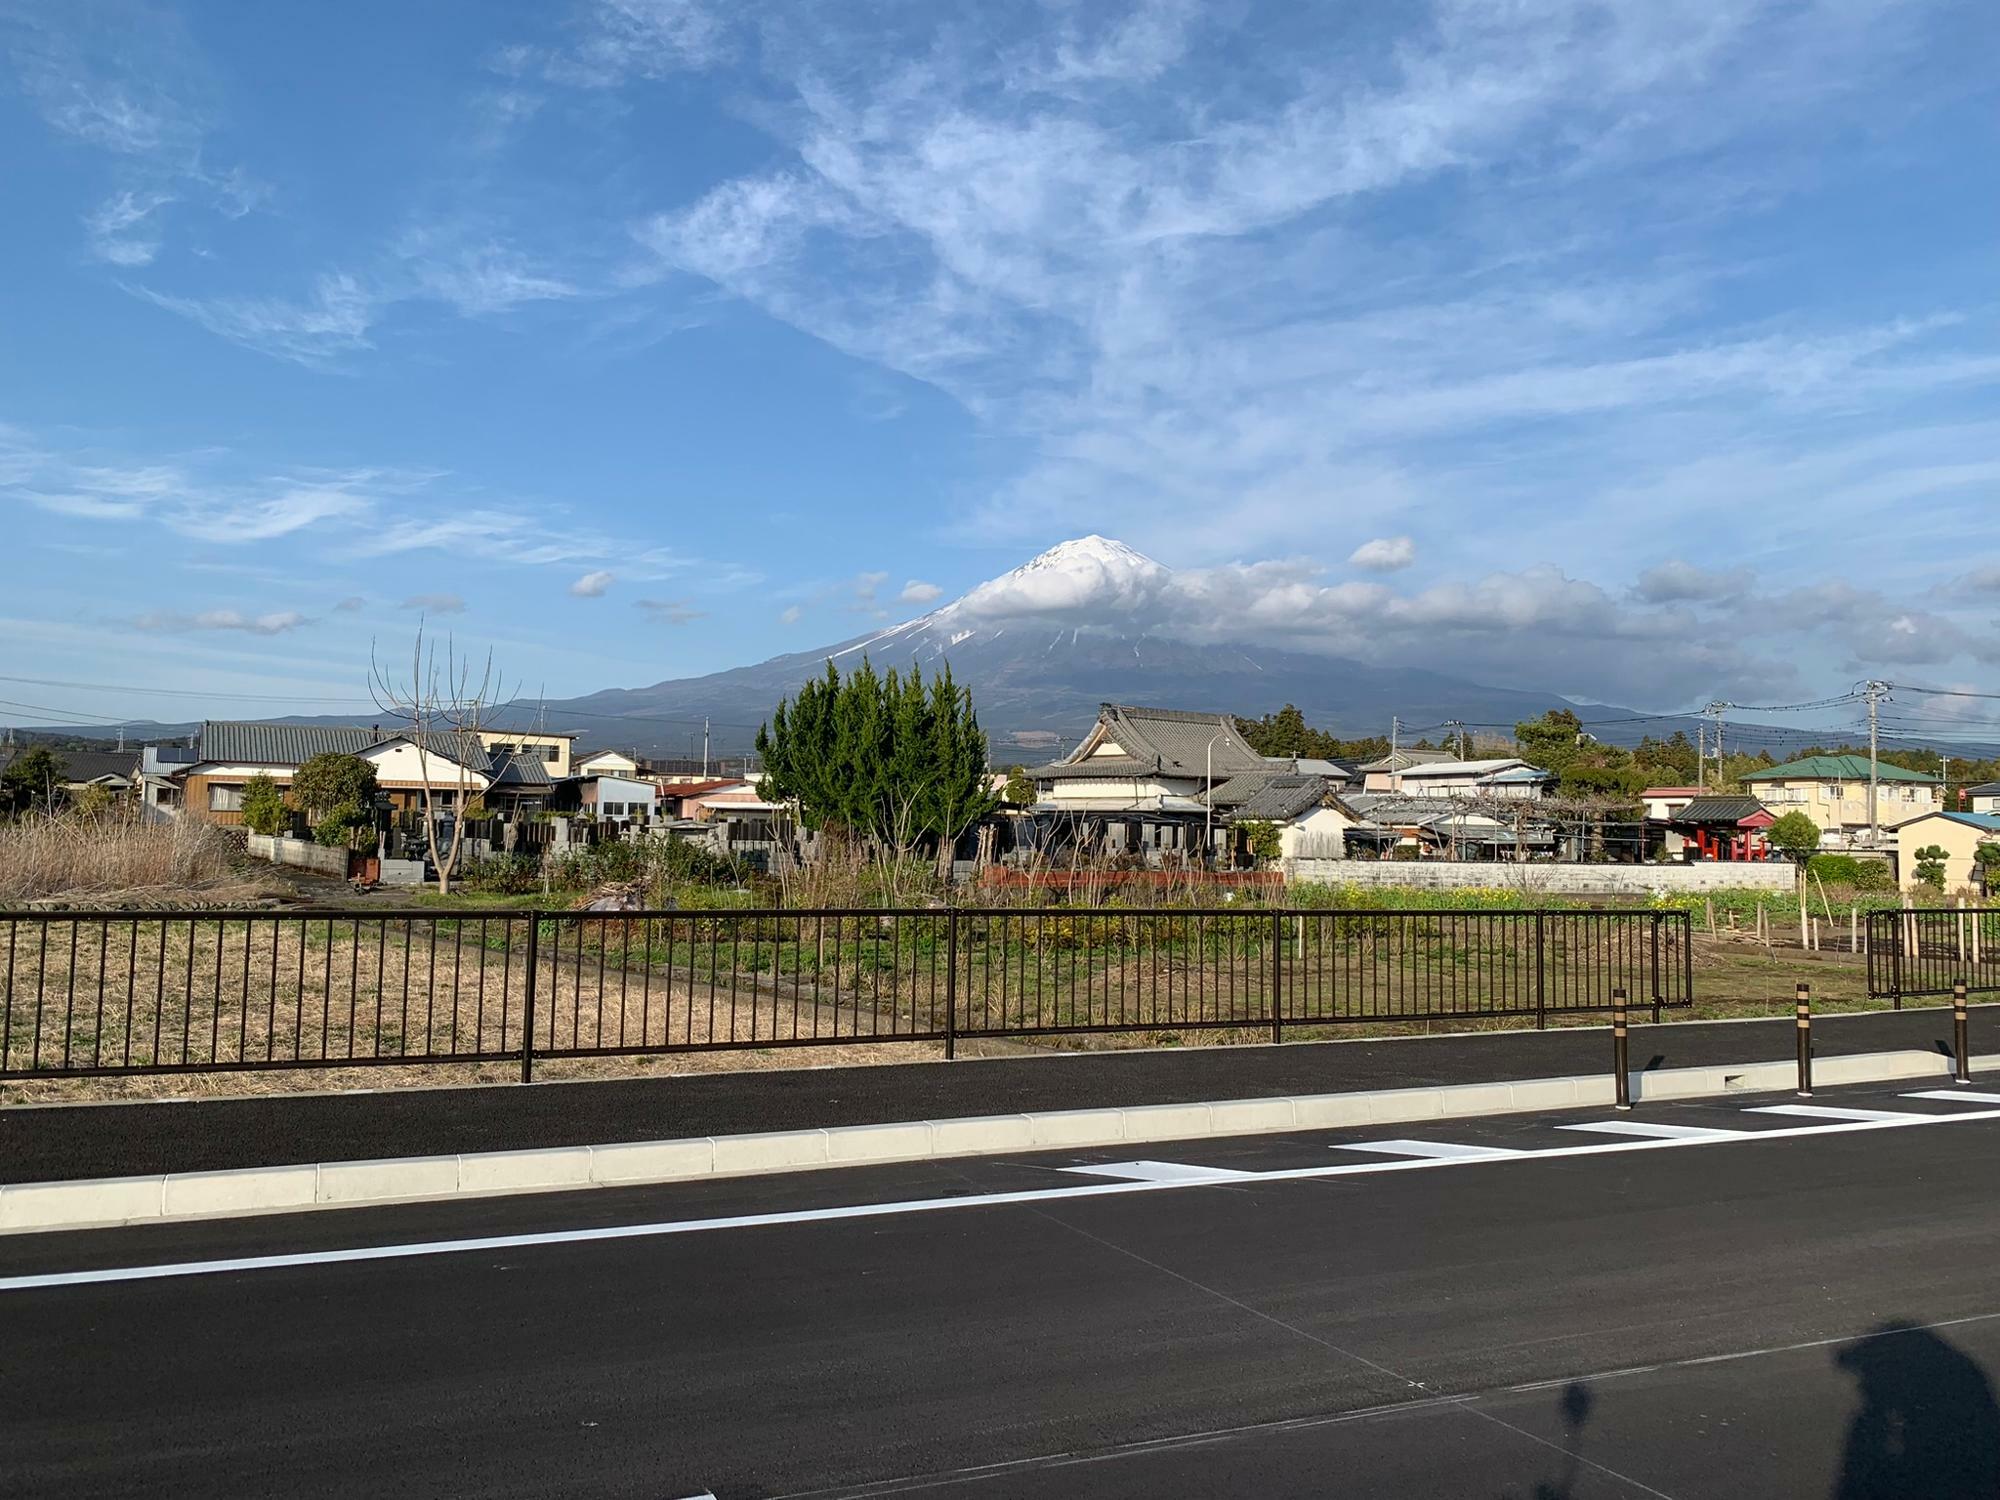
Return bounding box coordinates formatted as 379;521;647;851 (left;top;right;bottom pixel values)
28;539;1987;763
543;537;1655;757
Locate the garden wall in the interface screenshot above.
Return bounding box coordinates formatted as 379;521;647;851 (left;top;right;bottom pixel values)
1285;859;1794;895
244;833;350;878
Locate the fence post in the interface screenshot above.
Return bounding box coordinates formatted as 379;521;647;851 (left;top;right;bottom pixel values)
1795;982;1812;1097
1650;911;1663;1023
1612;987;1631;1110
1534;912;1547;1031
1270;908;1284;1044
944;908;958;1061
520;912;539;1084
1955;980;1971;1085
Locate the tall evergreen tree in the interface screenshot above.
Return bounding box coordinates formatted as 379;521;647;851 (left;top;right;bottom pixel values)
757;658;998;852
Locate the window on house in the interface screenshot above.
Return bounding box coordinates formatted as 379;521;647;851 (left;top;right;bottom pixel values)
209;783;245;811
1824;784;1843;800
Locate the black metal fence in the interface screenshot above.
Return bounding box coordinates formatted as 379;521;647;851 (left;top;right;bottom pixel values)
0;907;1692;1082
1866;908;2000;1003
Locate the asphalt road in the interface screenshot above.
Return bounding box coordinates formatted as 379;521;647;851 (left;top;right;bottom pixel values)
7;1078;2000;1497
6;1001;1991;1182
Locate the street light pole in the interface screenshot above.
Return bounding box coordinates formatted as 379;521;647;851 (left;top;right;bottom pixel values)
1205;733;1223;867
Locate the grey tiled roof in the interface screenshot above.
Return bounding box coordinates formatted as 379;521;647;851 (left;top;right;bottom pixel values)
53;749;141;783
1212;774;1327;822
1034;704;1270;780
1032;754;1159;781
1673;794;1769;825
486;751;552;787
198;721;493;771
1355;748;1456;773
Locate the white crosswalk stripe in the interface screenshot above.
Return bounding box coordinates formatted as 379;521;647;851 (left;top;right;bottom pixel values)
1059;1161;1256;1183
1331;1139;1527;1161
1904;1090;2000;1105
1747;1104;1929;1123
1558;1122;1754;1141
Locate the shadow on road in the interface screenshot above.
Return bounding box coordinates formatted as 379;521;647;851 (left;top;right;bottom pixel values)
1509;1326;1999;1500
1834;1322;2000;1499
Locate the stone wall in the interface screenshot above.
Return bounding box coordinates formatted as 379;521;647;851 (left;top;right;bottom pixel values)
1285;859;1795;896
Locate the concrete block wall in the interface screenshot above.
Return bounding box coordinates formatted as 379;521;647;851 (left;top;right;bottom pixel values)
244;833;350;878
1285;859;1795;895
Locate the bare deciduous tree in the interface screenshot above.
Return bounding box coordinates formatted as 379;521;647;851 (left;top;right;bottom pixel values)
368;621;509;896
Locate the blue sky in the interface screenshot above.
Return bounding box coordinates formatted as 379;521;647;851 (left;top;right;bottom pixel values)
3;0;1998;735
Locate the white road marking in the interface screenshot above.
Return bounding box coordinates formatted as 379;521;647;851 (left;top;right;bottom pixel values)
1332;1139;1526;1160
1060;1161;1256;1183
1905;1090;2000;1105
9;1104;2000;1293
1747;1104;1929;1123
1557;1122;1754;1141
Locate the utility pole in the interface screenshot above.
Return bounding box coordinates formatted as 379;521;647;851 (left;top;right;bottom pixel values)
1863;680;1889;844
703;717;710;778
1444;720;1468;760
1941;753;1952;810
1704;702;1727;787
1696;718;1707;789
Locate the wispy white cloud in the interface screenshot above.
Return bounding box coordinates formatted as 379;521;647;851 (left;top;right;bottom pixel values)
519;0;732;87
133;608;310;636
605;0;1990;611
570;569;615;597
898;579;942;606
1348;537;1416;573
84;187;174;266
637;596;705;625
401;593;467;614
5;4;266;262
135;272;378;366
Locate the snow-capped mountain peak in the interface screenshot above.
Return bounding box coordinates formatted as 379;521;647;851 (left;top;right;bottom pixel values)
936;535;1172;627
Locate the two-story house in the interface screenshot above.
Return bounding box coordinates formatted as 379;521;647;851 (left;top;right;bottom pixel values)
477;729;576;780
1029;704;1272;860
1740;755;1939;847
1965;781;2000;816
1391;758;1556;800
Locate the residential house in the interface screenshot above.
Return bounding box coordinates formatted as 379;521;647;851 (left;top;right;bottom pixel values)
172;722;495;826
1391;757;1555;800
1887;809;2000;894
553;772;658;826
656;778;745;819
477;729;576;780
0;746;140;801
1356;748;1456;793
1204;774;1346;861
1029;704;1272;860
1740;755;1939;847
139;744;198;813
1965;782;2000;815
1640;786;1705;859
573;748;642;778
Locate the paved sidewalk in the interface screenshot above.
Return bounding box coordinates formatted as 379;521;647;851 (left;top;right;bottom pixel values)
3;1004;1987;1185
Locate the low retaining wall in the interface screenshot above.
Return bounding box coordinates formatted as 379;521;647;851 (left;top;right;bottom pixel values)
1285;859;1795;895
244;833;349;878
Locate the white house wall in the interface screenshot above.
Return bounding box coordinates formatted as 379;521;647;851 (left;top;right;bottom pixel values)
360;741;489;789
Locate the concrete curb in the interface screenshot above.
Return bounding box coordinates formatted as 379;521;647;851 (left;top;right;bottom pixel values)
0;1049;1954;1234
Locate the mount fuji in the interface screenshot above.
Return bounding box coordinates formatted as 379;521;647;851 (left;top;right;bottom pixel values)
545;538;1647;758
